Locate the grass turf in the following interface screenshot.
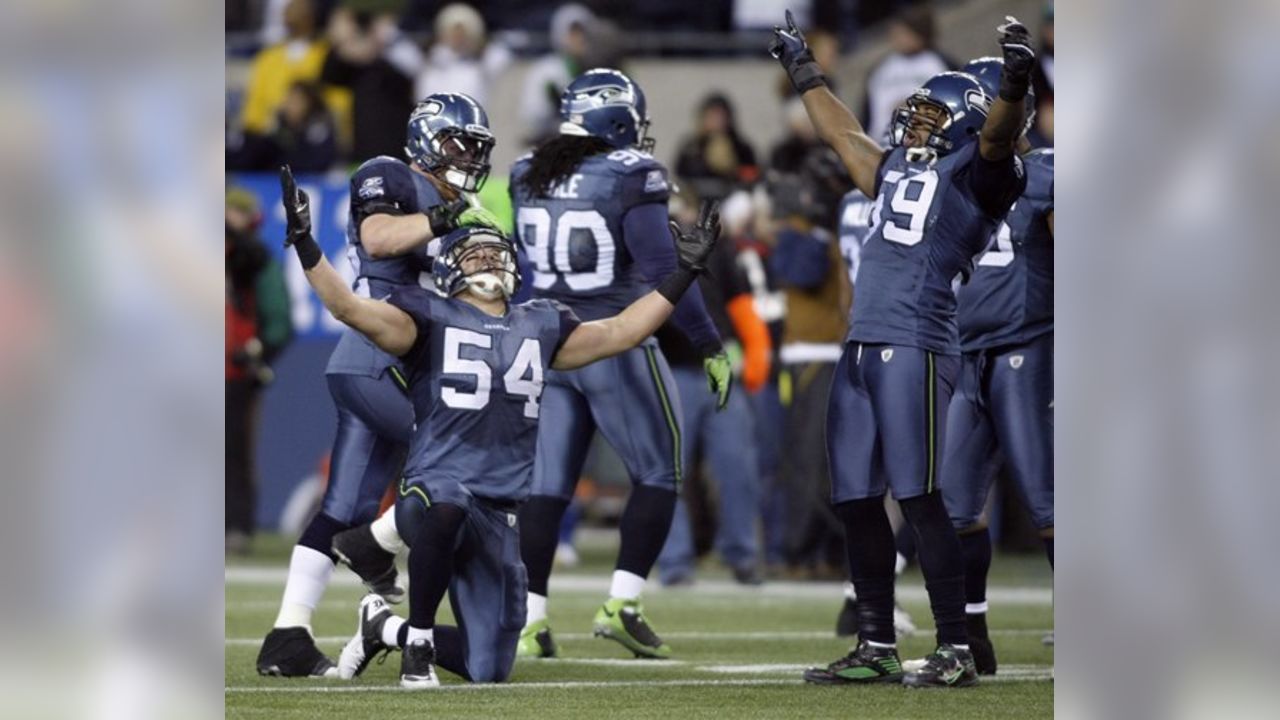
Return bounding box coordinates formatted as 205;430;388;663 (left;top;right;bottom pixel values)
226;531;1053;719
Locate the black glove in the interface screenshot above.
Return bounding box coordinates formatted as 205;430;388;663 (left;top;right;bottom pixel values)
668;199;721;273
768;10;828;95
655;200;721;304
279;165;323;269
423;196;470;238
996;16;1035;101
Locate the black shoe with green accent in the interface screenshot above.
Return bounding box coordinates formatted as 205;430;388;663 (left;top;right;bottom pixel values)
902;644;979;688
803;640;904;684
592;598;671;658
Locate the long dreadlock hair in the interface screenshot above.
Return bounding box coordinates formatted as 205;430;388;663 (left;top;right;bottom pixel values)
517;134;615;198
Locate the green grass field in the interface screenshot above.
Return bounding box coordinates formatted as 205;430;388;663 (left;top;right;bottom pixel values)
226;531;1053;719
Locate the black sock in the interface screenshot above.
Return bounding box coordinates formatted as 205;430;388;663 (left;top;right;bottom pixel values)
615;484;677;578
894;522;917;568
900;493;967;647
297;512;349;562
431;625;470;680
1043;536;1054;568
960;527;992;608
834;497;896;644
407;503;466;630
518;495;571;597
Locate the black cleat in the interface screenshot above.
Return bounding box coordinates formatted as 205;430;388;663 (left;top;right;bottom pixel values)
902;644;979;688
332;525;404;604
400;639;440;688
337;594;395;678
803;640;904;684
732;565;765;586
966;613;998;675
256;627;338;678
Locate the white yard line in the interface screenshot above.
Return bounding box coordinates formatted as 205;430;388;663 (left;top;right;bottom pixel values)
225;628;1053;646
225;566;1052;604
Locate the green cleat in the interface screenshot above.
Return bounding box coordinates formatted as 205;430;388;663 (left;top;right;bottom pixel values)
803;640;904;685
592;598;671;658
516;618;559;659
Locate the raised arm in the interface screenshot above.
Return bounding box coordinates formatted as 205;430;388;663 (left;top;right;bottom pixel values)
280;166;418;357
554;202;721;370
770;10;883;198
979;17;1035;162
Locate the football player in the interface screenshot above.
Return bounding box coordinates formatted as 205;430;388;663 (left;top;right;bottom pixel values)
929;56;1053;675
508;68;731;660
771;11;1033;687
255;93;500;678
278;166;722;687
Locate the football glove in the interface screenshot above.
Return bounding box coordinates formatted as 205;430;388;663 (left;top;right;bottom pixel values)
996;16;1035;101
704;350;733;411
423;196;470;238
668;199;721;273
457;205;504;232
279;165;322;269
769;10;828;94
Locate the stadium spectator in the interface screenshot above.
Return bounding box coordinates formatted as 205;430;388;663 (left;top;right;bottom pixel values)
321;4;418;161
518;3;596;146
766;149;854;578
226;187;293;555
228;81;338;172
655;194;772;587
769;96;824;175
236;0;351;152
861;2;952;141
413;3;512;107
674;94;760;202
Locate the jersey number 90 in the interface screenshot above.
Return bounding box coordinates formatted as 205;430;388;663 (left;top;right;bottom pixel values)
517;207;616;291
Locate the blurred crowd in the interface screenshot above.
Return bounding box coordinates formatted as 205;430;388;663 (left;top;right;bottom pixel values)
226;0;1056;577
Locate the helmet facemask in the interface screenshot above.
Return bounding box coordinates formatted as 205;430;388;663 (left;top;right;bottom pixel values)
437;232;520;301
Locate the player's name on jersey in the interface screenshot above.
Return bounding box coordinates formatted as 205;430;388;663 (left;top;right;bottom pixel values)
548;173;587;199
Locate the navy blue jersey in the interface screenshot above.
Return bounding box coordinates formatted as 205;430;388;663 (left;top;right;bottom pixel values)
958;149;1054;351
387;290;581;502
836;188;877;287
509;148;670;322
327;156;448;376
849;143;1026;354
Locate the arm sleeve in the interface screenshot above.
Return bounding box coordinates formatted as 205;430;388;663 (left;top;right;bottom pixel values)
966;149;1028;218
621;202;722;354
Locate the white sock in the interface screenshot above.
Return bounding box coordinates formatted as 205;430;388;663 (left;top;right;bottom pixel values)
381;615;406;648
526;593;548;625
405;625;434;646
371;509;405;554
965;602;989;615
609;570;646;601
843;581;857;600
866;640;896;649
894;552;908;576
273;545;334;629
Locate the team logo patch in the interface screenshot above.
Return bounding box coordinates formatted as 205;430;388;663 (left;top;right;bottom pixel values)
644;169;667;193
1009;355;1024;369
507;513;517;528
881;348;894;363
358;176;385;199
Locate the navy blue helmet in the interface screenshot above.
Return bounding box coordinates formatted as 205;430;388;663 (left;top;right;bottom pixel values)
433;226;522;300
890;72;991;157
405;93;495;192
558;68;654;152
962;56;1037;137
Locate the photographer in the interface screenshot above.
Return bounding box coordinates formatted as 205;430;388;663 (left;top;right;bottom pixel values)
226;187;294;554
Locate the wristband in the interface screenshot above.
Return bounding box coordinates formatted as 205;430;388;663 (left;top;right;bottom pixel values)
656;267;698;304
999;72;1030;102
294;232;323;270
791;61;829;94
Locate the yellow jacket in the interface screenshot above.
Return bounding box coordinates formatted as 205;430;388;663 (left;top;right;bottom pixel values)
239;40;351;140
